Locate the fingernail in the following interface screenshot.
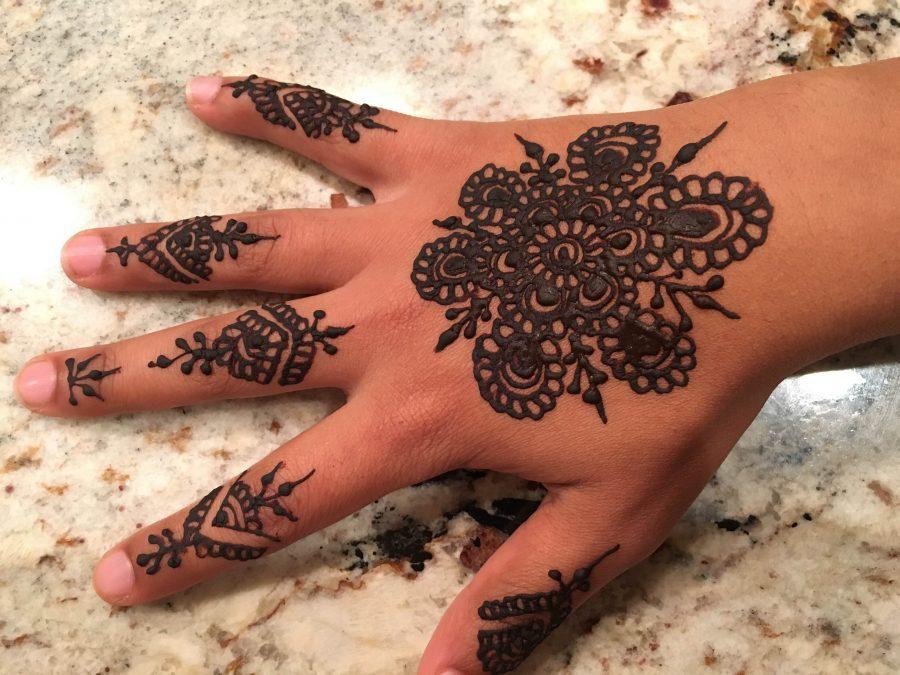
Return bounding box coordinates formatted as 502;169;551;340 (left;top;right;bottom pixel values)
186;76;222;105
15;361;56;406
93;550;134;601
440;670;464;675
62;234;105;277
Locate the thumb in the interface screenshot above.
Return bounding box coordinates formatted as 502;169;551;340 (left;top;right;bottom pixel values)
418;487;639;674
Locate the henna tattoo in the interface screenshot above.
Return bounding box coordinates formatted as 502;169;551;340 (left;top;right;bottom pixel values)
411;122;772;422
476;544;620;673
224;75;397;143
136;462;314;575
64;354;120;406
107;215;278;284
149;302;352;385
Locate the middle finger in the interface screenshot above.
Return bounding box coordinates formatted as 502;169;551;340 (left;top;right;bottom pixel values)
60;205;384;293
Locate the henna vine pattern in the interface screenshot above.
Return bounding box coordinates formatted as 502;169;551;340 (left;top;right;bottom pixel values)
411;122;772;422
476;544;620;673
224;75;397;143
149;302;352;385
136;462;314;574
65;354;120;406
107;215;278;284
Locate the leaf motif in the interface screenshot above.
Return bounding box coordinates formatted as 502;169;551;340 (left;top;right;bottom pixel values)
514;134;545;162
75;354;100;373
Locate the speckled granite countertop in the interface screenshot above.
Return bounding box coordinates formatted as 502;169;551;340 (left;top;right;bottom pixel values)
1;1;898;673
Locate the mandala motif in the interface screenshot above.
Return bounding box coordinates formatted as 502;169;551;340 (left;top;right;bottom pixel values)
411;121;772;422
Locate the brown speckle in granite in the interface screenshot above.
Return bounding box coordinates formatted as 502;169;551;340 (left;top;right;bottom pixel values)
212;449;233;460
2;633;31;649
4;485;13;494
147;425;193;453
145;82;169;112
459;526;506;572
330;193;349;209
865;574;893;586
562;93;586;107
867;480;894;505
55;533;85;547
703;646;717;666
573;55;604;75
38;554;63;569
3;446;42;473
34;156;60;174
642;0;670;17
49;107;88;139
269;419;283;433
818;618;841;646
42;483;69;495
101;466;129;485
224;655;244;674
750;611;785;638
666;90;694;106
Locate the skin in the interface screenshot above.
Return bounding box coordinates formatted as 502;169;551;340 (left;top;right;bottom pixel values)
14;58;900;674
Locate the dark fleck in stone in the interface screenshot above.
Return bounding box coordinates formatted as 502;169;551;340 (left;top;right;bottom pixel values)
715;518;742;532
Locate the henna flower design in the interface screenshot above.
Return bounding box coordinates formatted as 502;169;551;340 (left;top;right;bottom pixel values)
476;544;621;673
149;303;352;386
107;216;278;284
411;122;772;422
136;462;314;575
224;75;397;143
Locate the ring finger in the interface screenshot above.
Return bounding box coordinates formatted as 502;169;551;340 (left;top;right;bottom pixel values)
14;291;362;418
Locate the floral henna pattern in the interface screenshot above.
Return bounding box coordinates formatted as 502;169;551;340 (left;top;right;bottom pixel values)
148;302;352;385
65;354;120;406
224;75;397;143
411;122;772;422
136;462;314;575
107;215;278;284
476;545;620;673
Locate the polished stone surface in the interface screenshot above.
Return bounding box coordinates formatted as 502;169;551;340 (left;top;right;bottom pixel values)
1;0;897;672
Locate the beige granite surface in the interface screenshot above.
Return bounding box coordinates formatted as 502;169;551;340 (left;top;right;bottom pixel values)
1;0;898;673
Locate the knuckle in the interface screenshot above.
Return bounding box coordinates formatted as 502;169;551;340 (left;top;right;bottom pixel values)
368;388;454;468
235;212;287;278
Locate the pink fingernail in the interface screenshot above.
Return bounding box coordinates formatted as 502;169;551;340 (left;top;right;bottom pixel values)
15;361;57;406
186;76;222;105
93;550;134;601
62;235;105;277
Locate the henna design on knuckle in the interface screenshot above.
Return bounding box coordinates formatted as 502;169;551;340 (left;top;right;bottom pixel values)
65;354;120;406
136;462;314;575
475;544;620;673
106;215;278;284
224;74;397;143
411;122;772;422
148;302;352;385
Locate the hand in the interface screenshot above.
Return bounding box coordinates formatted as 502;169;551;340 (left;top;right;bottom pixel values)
15;62;900;674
